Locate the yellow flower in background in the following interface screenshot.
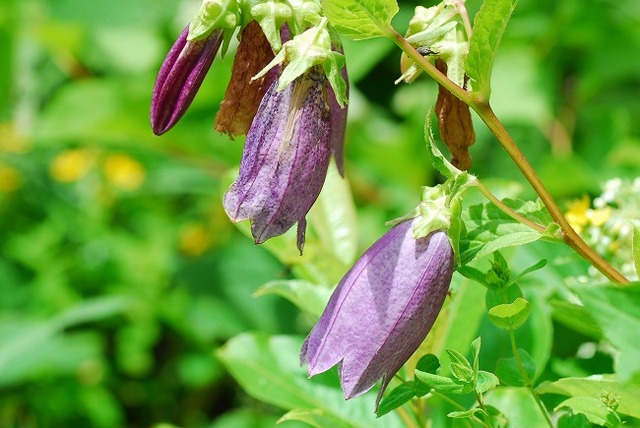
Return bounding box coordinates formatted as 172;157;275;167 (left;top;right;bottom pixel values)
565;195;590;234
0;164;21;192
179;223;212;257
50;148;94;182
103;154;145;191
0;122;30;154
565;195;612;235
587;206;612;227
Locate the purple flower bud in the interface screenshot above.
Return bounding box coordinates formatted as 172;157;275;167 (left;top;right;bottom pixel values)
301;221;454;406
223;66;338;253
151;26;223;135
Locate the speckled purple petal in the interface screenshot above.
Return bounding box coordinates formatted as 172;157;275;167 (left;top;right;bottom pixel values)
301;222;454;406
223;67;332;253
151;26;223;135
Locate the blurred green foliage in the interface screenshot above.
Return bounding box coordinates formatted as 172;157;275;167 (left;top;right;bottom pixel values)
0;0;639;426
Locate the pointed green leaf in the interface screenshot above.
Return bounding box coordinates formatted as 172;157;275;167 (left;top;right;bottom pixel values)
537;375;640;419
415;371;474;395
471;336;481;375
476;371;500;394
279;408;354;428
216;333;403;427
557;413;592;428
460;198;554;264
448;408;484;419
465;0;518;100
376;383;417;417
415;353;441;375
573;282;640;382
254;280;332;318
555;397;621;428
309;162;359;268
487;297;531;330
446;348;475;383
321;0;399;40
495;349;535;386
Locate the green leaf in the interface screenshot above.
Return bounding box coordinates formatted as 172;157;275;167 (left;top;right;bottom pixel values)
484;387;548;428
414;371;474;395
485;283;523;310
376;383;417;417
471;336;481;375
476;371;500;394
465;0;518;100
495;349;535;386
537;375;640;419
446;348;475;383
321;0;399;40
555;397;621;428
448;408;484;419
216;333;403;427
415;353;441;375
309;162;359;268
573;282;640;382
254;280;332;318
549;299;602;339
279;408;354;428
459;199;554;264
557;413;592;428
425;112;463;179
506;259;547;288
487;297;531;330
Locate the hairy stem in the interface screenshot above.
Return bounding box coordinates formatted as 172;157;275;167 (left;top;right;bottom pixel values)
391;29;629;285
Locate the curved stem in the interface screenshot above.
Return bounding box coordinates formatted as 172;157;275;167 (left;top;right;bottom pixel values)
390;29;629;285
476;105;629;285
474;180;547;234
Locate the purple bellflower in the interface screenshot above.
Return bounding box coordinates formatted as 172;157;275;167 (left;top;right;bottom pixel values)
301;220;454;405
223;65;346;252
151;27;223;135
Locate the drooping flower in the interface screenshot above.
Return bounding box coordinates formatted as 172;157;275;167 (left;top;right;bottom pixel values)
223;65;346;252
151;26;223;135
301;220;454;405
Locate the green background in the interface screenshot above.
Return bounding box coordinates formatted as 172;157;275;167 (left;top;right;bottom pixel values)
0;0;639;426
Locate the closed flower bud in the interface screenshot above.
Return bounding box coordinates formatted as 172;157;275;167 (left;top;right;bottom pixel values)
151;26;223;135
301;221;454;406
223;66;342;252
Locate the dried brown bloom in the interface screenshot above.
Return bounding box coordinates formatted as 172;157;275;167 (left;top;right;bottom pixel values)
435;58;475;170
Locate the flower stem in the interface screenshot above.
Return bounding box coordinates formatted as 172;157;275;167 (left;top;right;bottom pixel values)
390;28;629;285
431;391;490;428
508;329;554;428
475;105;629;285
474;180;547;234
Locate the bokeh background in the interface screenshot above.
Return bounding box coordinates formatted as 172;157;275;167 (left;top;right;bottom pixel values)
1;0;639;426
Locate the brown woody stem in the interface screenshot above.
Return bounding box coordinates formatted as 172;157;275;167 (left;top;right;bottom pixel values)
390;29;630;285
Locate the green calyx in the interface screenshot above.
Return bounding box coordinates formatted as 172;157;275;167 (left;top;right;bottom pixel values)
400;0;470;86
253;18;348;107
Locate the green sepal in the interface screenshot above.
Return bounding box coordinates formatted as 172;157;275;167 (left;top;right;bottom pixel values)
189;0;240;40
253;18;348;106
240;0;292;51
403;1;470;86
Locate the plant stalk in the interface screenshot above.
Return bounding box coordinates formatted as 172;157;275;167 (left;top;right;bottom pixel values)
391;29;629;285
